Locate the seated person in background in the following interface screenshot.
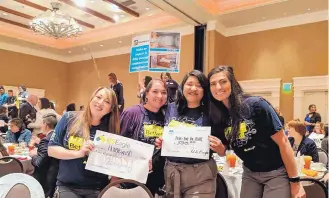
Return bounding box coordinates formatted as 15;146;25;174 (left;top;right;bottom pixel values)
5;90;18;119
30;114;59;198
5;118;32;144
321;126;328;153
287;119;319;162
0;106;9;133
308;122;325;148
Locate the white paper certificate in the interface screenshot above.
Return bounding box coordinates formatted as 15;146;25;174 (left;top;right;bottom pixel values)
85;130;154;184
161;127;211;160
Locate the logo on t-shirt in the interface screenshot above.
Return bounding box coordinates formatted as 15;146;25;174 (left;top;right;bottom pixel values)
224;120;257;148
68;136;84;150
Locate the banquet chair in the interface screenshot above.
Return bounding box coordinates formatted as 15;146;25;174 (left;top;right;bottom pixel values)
300;178;328;198
317;148;328;165
98;179;153;198
0;156;23;177
5;183;31;198
215;173;229;198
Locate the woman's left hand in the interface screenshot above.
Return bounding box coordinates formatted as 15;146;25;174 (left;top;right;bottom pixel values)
208;135;225;155
290;183;306;198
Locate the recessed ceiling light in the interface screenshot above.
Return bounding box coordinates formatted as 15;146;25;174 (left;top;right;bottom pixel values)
110;4;121;12
120;14;125;17
118;41;122;43
146;7;150;10
284;13;287;15
262;17;266;19
148;13;153;16
113;15;119;22
307;8;311;11
100;44;104;47
90;0;95;3
74;0;86;7
2;13;8;16
68;51;72;53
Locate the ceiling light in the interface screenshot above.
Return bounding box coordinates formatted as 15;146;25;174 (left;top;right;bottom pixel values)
110;4;121;12
113;15;119;22
148;13;153;16
146;7;150;10
307;8;311;11
90;0;95;3
100;44;104;47
74;0;86;7
284;13;287;15
120;14;125;17
30;2;82;39
2;13;8;16
68;51;72;53
118;41;122;43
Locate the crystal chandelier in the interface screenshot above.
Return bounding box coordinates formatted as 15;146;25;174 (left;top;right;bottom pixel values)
30;2;82;39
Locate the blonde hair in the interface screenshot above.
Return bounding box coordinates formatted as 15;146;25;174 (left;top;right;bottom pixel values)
68;87;120;140
287;119;306;136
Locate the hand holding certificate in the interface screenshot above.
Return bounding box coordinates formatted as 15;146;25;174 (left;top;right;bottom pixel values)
161;127;211;160
85;130;154;183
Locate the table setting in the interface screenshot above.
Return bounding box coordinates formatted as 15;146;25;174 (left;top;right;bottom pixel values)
3;143;34;175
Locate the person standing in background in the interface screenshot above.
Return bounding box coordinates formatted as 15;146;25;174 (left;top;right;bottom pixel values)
17;85;29;106
19;94;38;132
5;90;18;119
137;76;152;103
108;73;124;113
0;86;8;106
304;104;321;133
160;72;178;103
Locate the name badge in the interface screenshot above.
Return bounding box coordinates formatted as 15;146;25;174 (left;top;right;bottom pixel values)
144;124;164;138
68;136;84;150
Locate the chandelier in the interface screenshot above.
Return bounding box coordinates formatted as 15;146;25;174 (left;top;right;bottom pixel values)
30;2;82;39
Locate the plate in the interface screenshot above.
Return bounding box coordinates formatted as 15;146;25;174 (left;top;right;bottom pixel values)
10;155;31;161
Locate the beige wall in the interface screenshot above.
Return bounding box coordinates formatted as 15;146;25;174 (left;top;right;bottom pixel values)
0;49;68;113
0;22;327;119
221;21;328;121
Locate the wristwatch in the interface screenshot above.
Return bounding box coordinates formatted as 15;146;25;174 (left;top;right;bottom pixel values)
289;176;300;183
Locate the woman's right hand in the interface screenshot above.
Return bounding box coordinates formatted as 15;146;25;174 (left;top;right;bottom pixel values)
155;137;163;149
77;140;95;158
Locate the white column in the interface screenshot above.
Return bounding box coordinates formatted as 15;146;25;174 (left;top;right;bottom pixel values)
293;90;304;120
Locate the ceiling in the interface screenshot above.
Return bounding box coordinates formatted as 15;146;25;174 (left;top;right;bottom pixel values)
0;0;327;61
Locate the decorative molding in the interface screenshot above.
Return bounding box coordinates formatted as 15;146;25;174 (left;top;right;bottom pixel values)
225;10;328;36
239;78;281;107
293;75;329;119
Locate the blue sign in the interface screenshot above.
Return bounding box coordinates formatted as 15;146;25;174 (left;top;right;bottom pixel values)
129;45;149;73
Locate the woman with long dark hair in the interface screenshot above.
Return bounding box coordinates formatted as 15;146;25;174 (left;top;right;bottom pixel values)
208;66;305;198
156;70;217;197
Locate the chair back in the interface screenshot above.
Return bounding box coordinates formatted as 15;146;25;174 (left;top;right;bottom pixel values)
98;179;153;198
0;157;23;177
317;148;328;165
215;173;229;198
300;178;328;198
0;173;44;198
5;183;31;198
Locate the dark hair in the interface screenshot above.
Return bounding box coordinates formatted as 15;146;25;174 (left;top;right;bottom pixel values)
39;98;50;109
49;102;55;110
0;86;4;90
208;66;246;146
42;113;57;129
8;90;13;93
79;105;85;111
176;70;209;115
9;118;24;130
324;125;328;138
19;85;26;91
108;73;117;81
160;72;172;80
144;76;152;88
66;103;76;112
142;79;167;104
0;106;7;115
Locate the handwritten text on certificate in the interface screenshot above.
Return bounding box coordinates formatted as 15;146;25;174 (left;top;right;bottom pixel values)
85;130;154;184
161;127;211;160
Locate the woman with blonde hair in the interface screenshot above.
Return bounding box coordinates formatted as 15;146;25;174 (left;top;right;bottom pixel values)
48;87;120;198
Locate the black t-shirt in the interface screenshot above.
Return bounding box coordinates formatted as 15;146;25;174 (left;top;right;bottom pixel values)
220;97;284;172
